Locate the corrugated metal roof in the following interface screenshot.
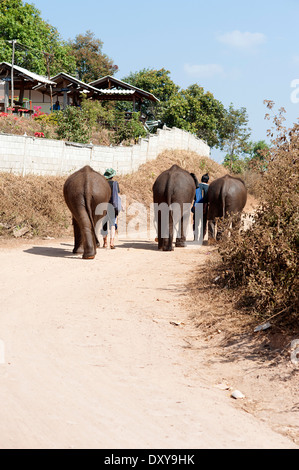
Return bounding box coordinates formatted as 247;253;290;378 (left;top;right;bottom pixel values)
33;72;102;95
0;62;56;85
89;75;159;102
98;89;135;95
47;72;101;93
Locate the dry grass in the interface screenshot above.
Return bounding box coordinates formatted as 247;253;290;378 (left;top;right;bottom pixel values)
0;172;71;238
0;114;57;139
117;149;227;208
0;114;113;146
213;105;299;329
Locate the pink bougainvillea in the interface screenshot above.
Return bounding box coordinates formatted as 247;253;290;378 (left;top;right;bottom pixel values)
33;106;45;118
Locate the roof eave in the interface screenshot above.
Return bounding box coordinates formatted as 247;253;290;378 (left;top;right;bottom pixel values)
89;75;160;102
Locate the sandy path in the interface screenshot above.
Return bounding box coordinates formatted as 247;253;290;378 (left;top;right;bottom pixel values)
0;237;297;449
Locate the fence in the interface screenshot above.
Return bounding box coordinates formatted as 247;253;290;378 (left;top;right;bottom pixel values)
0;126;210;176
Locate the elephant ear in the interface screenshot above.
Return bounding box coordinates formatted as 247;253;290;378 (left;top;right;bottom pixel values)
190;172;199;188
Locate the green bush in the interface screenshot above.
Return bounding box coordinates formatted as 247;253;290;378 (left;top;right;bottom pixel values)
34;113;59;125
81;98;115;128
112;111;147;145
56;106;91;144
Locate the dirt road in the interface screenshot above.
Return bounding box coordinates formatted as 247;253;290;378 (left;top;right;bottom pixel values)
0;237;297;449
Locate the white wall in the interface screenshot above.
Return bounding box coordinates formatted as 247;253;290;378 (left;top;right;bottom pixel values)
0;126;210;176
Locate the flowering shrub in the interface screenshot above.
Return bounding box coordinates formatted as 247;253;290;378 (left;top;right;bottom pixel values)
33;106;46;119
34;132;45;138
0;112;9;117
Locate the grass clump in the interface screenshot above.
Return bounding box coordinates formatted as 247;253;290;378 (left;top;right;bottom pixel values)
0;173;71;238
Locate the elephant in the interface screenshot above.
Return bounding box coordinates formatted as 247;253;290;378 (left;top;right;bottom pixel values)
63;165;111;259
206;174;247;241
152;164;197;251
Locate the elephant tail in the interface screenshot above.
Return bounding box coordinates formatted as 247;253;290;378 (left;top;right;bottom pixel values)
166;175;174;207
85;195;97;239
221;181;227;218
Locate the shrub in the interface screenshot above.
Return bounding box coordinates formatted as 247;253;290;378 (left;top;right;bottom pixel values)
56;106;91;144
112;111;147;145
218;104;299;325
81;98;115;128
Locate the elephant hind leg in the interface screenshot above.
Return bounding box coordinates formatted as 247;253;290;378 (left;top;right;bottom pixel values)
157;211;163;250
164;210;174;251
75;209;97;259
208;219;217;242
72;217;84;254
162;237;174;251
82;227;97;259
175;214;188;247
232;213;242;231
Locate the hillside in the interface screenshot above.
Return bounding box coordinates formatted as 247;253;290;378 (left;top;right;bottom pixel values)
0;150;226;239
118;149;227;207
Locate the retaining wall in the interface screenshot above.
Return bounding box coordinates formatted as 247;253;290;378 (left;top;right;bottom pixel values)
0;126;210;176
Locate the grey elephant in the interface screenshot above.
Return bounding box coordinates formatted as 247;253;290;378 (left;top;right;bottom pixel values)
152;164;197;251
63;165;111;259
207;174;247;241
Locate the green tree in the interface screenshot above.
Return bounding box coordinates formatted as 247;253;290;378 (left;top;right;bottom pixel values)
123;68;179;102
222;153;247;173
163;84;226;147
0;0;76;75
112;111;147;145
117;68;227;145
69;30;118;83
222;104;252;172
56;106;91;144
122;68;179;119
247;140;270;170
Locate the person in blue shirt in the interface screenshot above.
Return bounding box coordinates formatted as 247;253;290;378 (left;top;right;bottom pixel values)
191;173;209;239
52;100;60;111
197;173;209;202
102;168;121;249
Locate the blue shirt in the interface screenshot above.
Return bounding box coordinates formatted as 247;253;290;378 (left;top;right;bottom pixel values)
194;183;209;203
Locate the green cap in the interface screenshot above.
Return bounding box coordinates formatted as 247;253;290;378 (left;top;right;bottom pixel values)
104;168;116;179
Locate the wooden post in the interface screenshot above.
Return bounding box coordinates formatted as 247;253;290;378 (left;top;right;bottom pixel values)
19;81;24;106
4;80;9;112
10;40;16;111
44;52;54;111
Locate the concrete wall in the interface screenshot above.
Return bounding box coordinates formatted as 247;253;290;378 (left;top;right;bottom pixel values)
0;126;210;176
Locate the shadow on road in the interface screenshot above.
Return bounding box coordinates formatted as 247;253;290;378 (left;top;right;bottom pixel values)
23;245;80;259
23;240;158;257
115;240;157;251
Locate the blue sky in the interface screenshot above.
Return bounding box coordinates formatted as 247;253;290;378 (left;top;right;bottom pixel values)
33;0;299;163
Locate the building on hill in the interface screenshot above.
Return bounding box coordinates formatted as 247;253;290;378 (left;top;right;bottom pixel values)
0;63;159;117
33;72;103;111
0;62;56;115
89;75;159;113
